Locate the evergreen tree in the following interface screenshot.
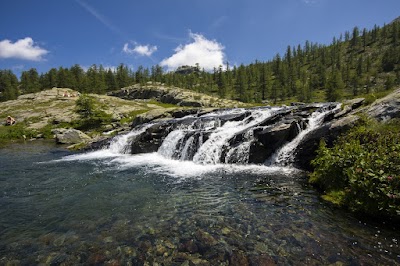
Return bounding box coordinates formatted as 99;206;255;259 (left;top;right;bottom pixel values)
20;68;41;93
326;70;344;101
57;67;74;89
116;63;130;88
70;64;85;92
351;26;360;49
0;70;19;101
217;65;227;98
105;69;118;91
234;65;248;102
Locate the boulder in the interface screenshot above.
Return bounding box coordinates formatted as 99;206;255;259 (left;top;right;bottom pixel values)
293;115;360;170
52;128;91;144
248;121;303;163
131;108;173;128
334;98;365;119
367;88;400;121
130;123;174;154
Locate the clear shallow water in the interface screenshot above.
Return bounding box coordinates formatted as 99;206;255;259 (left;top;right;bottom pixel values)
1;141;400;265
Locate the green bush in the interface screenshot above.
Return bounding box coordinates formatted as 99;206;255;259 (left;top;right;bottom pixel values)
75;94;112;130
0;122;36;144
310;118;400;217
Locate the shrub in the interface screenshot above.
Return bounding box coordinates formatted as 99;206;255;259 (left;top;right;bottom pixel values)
75;94;112;130
310;118;400;217
0;121;36;144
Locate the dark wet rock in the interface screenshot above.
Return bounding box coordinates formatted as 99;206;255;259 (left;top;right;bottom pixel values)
179;239;199;254
248;254;276;266
171;109;201;118
195;229;218;249
130;123;174;154
230;250;250;266
88;253;107;265
49;254;69;265
293;115;360;171
247;120;303;164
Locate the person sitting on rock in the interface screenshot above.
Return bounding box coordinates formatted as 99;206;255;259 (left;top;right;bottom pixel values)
5;116;16;126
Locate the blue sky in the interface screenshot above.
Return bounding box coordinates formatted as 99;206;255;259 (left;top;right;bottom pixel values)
0;0;399;77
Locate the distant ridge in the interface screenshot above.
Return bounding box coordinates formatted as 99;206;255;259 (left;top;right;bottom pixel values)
391;16;400;24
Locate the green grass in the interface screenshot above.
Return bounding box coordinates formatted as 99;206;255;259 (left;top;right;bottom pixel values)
120;109;149;124
147;100;179;108
0;122;36;145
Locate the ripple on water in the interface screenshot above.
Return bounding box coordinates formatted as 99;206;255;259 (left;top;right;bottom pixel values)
1;142;400;265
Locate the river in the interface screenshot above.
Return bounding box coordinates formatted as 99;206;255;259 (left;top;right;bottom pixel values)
1;140;399;265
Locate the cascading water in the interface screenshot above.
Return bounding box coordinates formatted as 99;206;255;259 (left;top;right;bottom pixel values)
99;103;340;168
108;123;153;154
267;103;342;166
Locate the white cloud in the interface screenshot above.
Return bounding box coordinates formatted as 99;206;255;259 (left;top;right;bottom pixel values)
123;43;157;57
160;32;225;72
302;0;319;5
0;37;48;61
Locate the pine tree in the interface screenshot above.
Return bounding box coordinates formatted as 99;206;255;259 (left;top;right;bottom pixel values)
0;70;19;101
217;65;227;98
105;69;118;91
20;68;41;93
116;63;130;88
326;70;344;101
70;65;85;92
235;65;248;102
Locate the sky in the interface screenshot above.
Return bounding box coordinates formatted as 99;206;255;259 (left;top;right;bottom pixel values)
0;0;399;77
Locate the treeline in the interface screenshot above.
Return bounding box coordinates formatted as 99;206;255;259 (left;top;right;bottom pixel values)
1;18;400;103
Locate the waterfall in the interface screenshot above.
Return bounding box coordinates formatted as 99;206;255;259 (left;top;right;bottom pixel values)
100;103;340;168
267;103;341;166
224;130;254;164
157;130;185;159
108;124;153;154
192;108;278;164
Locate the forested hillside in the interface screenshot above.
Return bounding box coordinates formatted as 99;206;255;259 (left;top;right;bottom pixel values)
1;18;399;103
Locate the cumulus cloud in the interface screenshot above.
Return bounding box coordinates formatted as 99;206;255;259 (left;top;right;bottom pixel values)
123;43;157;57
160;32;225;72
0;37;48;61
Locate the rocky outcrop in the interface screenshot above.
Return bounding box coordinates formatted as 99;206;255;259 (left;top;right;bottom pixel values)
126;103;340;164
109;84;245;108
294;88;400;170
367;89;400;121
130;123;175;154
89;87;400;170
293;115;360;170
52;128;91;144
